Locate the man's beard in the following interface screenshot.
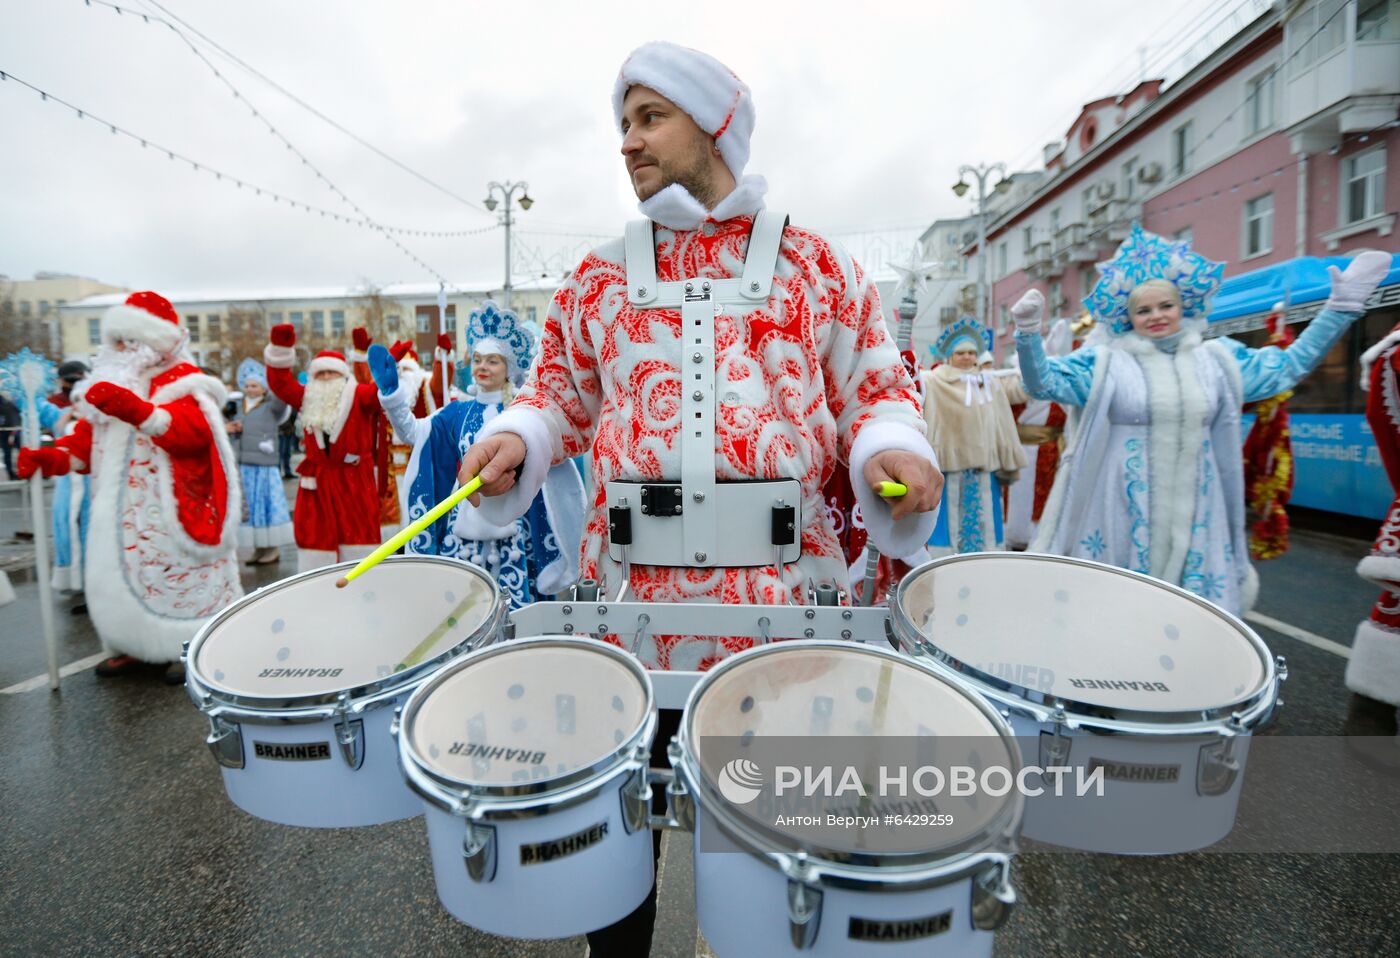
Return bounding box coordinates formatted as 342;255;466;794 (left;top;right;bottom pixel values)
634;142;720;208
398;361;428;400
76;342;164;422
301;376;349;436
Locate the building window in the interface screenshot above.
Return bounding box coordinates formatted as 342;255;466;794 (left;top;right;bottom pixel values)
330;309;346;335
19;301;31;318
997;241;1008;276
417;311;431;333
939;306;957;323
1288;0;1348;71
1050;207;1062;234
1171;122;1193;178
1080;265;1097;300
1082;186;1096;218
386;313;401;331
206;315;221;341
38;300;50;316
526;306;538;325
310;310;325;336
1173;225;1194;245
1022;226;1034;253
289;311;303;332
1358;0;1398;40
88;318;101;345
1048;280;1063;313
1343;147;1387;224
1245;69;1276;135
1244;193;1274;257
1121;157;1138;200
187;315;200;343
998;303;1010;332
268;311;284;325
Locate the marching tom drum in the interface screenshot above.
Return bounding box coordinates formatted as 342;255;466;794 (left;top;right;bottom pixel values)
890;553;1285;854
671;641;1023;957
396;636;658;939
185;557;503;828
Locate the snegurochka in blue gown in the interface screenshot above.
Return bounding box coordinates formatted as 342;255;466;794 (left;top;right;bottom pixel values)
1011;225;1391;617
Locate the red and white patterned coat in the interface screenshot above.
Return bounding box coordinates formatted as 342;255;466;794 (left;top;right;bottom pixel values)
481;214;934;670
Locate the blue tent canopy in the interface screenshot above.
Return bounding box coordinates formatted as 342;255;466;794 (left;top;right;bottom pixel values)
1209;252;1400;322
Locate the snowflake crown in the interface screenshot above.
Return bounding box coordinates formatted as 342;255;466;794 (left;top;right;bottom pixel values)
465;300;535;384
933;315;993;360
1084;223;1224;334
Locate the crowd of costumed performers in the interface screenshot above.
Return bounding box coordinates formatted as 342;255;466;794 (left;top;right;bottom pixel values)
1011;225;1391;618
349;327;453;543
367;300;585;608
16;291;244;683
920;315;1026;557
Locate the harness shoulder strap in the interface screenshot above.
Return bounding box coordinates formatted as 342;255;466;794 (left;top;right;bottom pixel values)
624;219;658;307
739;210;790;302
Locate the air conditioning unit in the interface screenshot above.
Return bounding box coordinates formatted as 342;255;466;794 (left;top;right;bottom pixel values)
1138;162;1164;185
1095;181;1116;201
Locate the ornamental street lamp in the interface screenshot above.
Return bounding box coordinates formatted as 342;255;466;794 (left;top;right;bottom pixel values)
952;163;1010;325
483;180;534;311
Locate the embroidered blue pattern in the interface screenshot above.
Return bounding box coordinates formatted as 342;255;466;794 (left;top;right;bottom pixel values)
1079;529;1107;559
1123;438;1151;574
958;469;986;553
1181;440;1219;601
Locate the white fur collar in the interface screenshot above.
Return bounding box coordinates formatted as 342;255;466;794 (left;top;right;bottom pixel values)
1361;325;1400;391
638;174;768;230
1117;327;1203;356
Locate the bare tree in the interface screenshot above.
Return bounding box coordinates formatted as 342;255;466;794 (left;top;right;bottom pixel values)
0;279;60;362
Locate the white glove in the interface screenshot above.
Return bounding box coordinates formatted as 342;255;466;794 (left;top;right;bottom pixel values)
258;438;275;455
1326;250;1391;313
1011;289;1045;332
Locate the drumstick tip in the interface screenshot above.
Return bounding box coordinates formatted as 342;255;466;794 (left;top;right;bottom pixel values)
335;576;349;589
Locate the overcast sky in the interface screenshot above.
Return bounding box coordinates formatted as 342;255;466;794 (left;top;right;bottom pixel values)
2;0;1229;293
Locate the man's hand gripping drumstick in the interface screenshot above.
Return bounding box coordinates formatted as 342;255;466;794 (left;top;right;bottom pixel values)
456;433;527;507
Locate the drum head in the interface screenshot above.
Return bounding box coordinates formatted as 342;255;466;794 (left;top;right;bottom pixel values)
686;643;1019;860
192;558;497;701
895;554;1270;713
408;639;651;788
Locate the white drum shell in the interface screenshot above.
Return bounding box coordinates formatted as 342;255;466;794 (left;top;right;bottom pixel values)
422;769;653;939
692;807;992;958
1005;712;1252;854
219;699;419;828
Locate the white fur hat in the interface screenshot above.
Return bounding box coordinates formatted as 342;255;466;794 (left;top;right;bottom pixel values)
101;290;186;354
308;350;351;379
612;41;755;182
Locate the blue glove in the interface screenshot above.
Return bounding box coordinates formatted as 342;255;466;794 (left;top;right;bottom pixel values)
367;343;399;395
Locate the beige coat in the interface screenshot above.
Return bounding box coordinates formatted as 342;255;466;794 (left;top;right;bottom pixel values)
921;365;1028;478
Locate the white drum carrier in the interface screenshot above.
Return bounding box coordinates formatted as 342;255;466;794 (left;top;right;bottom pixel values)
185;557;504;828
604;211;802;583
890;553;1286;854
396;636;658;939
668;641;1023;957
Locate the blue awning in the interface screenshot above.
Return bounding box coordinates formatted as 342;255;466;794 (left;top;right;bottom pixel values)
1209;252;1400;322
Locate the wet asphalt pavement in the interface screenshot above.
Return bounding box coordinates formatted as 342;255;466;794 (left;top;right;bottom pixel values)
1;522;1397;957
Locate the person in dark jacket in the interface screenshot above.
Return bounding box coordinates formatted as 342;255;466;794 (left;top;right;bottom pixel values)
229;359;293;564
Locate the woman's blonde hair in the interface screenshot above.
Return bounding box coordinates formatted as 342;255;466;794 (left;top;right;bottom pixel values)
1127;279;1181;315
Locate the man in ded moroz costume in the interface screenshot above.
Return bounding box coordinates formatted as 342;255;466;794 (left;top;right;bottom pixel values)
456;42;941;951
1013;226;1390;617
17;291;243;683
368;301;585;607
264;323;384;571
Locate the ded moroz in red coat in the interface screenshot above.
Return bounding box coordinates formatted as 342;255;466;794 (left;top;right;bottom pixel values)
264;340;383;569
59;361;243;663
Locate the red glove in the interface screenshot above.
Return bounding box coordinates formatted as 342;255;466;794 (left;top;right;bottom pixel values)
437;333;453;353
17;447;70;479
85;381;156;427
352;327;372;352
270;323;296;347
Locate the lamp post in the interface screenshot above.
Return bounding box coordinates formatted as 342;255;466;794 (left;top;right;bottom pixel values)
952;163;1010;325
483;180;534;312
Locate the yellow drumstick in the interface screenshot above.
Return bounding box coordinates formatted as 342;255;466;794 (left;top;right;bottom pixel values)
335;474;484;588
875;481;907;498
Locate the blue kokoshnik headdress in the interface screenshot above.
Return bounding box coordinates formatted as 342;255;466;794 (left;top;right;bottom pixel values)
932;315;994;361
465;300;535;386
237;357;268;391
1084;223;1225;335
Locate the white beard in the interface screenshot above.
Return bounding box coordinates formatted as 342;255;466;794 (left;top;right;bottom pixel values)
398;362;428;402
301;375;348;436
75;342;164;423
